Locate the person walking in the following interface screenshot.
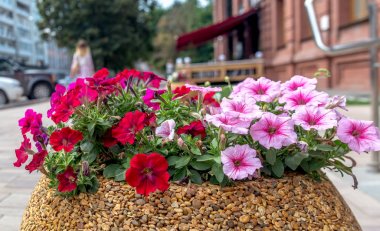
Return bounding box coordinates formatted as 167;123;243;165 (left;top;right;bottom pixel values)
70;40;95;79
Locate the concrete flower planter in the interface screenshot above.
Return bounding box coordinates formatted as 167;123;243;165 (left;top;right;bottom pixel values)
21;174;361;231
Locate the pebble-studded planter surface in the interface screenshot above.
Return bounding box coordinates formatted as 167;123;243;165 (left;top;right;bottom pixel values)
21;174;360;231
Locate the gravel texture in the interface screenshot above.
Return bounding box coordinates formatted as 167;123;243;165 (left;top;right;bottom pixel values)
21;174;361;231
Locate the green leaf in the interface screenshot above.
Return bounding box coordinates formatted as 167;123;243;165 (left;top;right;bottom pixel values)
272;160;284;178
196;154;215;162
122;159;130;169
190;161;212;171
211;138;218;149
81;151;97;164
175;156;191;168
189;170;202;184
80;141;94;153
315;144;334;152
167;156;180;166
285;152;309;170
114;168;126;181
266;149;277;165
309;160;326;171
212;163;224;183
172;167;187;181
190;146;202;155
103;164;120;178
87;123;96;136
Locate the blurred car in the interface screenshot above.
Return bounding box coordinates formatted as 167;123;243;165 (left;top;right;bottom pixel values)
0;77;23;106
0;58;56;99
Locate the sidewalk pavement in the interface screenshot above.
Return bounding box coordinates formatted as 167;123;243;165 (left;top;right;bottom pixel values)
0;102;380;230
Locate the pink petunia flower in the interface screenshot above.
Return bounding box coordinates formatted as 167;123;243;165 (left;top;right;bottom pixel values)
220;96;262;119
221;144;262;180
230;78;255;98
155;119;176;140
337;118;380;153
239;77;281;102
325;95;348;111
281;75;317;93
250;113;297;149
25;150;48;173
292;107;337;131
184;84;222;95
205;113;251;135
279;88;328;111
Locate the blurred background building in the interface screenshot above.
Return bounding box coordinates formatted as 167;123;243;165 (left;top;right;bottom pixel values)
213;0;376;91
178;0;378;92
0;0;69;72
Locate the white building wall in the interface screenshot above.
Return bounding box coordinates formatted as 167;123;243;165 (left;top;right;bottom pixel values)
0;0;70;73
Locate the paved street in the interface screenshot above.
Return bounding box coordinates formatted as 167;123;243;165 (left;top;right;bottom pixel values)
0;102;380;230
0;102;50;231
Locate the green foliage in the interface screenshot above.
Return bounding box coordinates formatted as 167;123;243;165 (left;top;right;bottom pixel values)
37;0;157;70
151;0;213;70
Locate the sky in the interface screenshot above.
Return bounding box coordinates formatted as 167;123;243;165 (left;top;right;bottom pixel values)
158;0;209;9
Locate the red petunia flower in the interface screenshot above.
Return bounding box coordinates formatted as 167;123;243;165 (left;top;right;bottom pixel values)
112;111;147;145
102;127;118;148
51;92;82;124
25;150;48;173
173;86;191;99
92;68;109;81
50;127;83;152
18;109;42;135
57;166;77;192
144;112;157;127
177;120;206;139
203;92;220;107
125;153;170;196
13;135;31;167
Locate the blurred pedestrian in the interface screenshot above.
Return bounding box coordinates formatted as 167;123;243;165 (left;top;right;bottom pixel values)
70;39;95;78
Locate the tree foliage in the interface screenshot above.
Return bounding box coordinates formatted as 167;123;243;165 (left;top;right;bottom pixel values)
152;0;213;70
37;0;157;70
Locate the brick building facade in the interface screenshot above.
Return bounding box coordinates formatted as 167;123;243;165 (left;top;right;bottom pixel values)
214;0;379;91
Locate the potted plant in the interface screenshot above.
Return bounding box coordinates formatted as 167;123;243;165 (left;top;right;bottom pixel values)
16;69;372;230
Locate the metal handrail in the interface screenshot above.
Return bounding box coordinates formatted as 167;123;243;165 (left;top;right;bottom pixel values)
304;0;380;56
304;0;380;171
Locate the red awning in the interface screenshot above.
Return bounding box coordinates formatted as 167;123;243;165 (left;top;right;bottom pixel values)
176;8;257;51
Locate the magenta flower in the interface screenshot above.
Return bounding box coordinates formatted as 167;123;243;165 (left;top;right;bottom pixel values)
220;96;262;119
142;89;165;110
292;107;337;131
337;118;380;153
205;113;251;134
239;77;281;102
221;144;262;180
184;84;222;95
250;113;297;149
281;75;317;92
13;135;32;167
280;89;328;111
155;119;176;140
18;109;42;135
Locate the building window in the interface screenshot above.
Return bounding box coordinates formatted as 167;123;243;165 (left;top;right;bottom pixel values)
339;0;368;27
276;0;285;48
300;2;312;40
226;0;233;18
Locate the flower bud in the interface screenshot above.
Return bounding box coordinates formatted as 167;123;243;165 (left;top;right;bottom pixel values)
196;140;203;148
177;138;185;148
82;161;90;176
297;141;309;153
204;81;211;87
224;76;230;83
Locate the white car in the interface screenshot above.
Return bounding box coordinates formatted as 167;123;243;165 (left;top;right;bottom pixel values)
0;77;23;106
